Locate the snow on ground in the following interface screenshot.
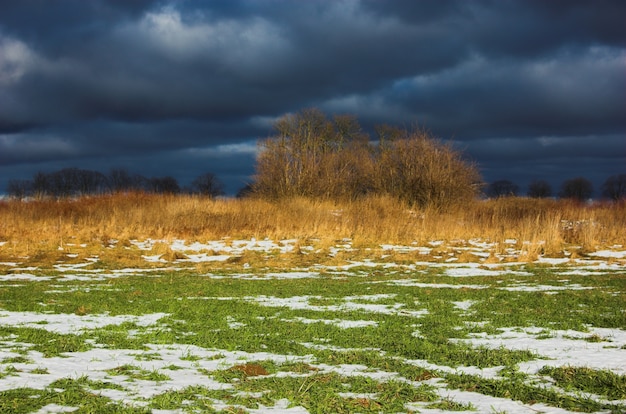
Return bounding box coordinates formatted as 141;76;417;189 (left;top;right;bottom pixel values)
1;239;625;413
379;280;489;289
0;311;168;334
454;326;626;375
591;250;626;259
229;295;430;318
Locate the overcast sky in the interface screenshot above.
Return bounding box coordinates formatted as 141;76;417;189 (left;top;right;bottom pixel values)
1;0;624;195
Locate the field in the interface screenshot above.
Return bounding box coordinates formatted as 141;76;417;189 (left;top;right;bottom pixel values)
0;195;625;413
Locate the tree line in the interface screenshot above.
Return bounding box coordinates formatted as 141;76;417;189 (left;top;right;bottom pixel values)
8;108;624;206
7;168;224;199
250;109;625;205
486;175;626;201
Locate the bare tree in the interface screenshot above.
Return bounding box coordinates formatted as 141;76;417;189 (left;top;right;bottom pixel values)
7;179;32;199
527;179;552;198
32;172;50;198
559;177;593;201
149;176;180;194
191;173;224;197
254;108;373;199
376;130;481;208
109;168;133;193
253;108;481;209
236;184;254;198
43;168;107;197
601;174;626;201
487;180;519;198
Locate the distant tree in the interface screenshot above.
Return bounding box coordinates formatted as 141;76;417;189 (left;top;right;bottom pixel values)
487;180;519;198
44;168;107;197
149;176;180;194
601;174;626;201
527;179;552;198
559;177;593;201
191;173;224;197
7;179;32;199
236;184;254;198
32;171;50;198
108;168;133;192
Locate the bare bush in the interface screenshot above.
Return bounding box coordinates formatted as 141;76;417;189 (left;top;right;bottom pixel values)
375;129;481;209
253;109;481;209
253;109;373;199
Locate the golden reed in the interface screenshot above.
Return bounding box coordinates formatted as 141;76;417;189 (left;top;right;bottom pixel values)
1;193;624;256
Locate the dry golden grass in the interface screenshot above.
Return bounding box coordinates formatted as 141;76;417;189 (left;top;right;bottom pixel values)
0;193;624;266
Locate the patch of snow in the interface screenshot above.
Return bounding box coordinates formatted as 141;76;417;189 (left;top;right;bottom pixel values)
142;254;166;263
247;398;308;413
281;317;378;329
445;267;531;277
380;244;431;254
180;253;230;262
499;283;594;292
382;280;488;289
452;300;476;311
455;326;626;375
0;273;53;281
32;404;78;414
239;295;428;318
590;250;626;259
536;257;572;265
0;311;168;334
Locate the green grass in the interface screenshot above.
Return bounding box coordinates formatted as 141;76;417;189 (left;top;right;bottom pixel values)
539;366;626;400
0;260;624;413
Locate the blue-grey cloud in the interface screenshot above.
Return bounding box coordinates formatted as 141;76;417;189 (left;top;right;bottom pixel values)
0;0;624;195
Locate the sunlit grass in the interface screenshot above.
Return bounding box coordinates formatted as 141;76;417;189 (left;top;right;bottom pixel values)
0;250;624;412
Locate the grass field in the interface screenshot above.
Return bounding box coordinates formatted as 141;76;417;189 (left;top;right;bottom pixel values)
0;234;625;414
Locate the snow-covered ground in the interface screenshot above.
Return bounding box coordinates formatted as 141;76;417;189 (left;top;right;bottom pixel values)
0;238;624;413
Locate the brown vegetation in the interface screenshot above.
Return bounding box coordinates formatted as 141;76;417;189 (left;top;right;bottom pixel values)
0;194;624;262
253;108;480;209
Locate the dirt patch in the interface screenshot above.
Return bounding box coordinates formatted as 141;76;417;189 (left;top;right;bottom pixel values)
230;363;269;377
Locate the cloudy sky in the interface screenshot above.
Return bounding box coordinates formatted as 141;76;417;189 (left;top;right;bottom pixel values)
1;0;624;195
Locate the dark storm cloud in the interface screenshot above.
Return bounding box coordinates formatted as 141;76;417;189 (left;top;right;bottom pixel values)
0;0;624;195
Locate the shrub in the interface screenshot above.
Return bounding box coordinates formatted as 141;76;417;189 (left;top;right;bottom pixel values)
252;109;481;210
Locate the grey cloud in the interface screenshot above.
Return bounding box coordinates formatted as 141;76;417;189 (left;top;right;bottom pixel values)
0;0;624;195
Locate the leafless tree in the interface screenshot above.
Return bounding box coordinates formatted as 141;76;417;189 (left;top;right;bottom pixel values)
559;177;593;201
527;179;552;198
253;108;481;209
149;176;180;194
601;174;626;201
7;179;32;199
487;180;519;198
191;173;224;197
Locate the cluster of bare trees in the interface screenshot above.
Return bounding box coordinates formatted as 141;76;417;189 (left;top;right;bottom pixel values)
252;109;481;209
7;168;224;199
486;174;626;201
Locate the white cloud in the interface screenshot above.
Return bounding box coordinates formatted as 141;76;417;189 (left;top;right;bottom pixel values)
126;6;290;71
0;35;39;85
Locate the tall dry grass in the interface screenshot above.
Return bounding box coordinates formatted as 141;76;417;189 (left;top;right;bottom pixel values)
0;193;624;256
